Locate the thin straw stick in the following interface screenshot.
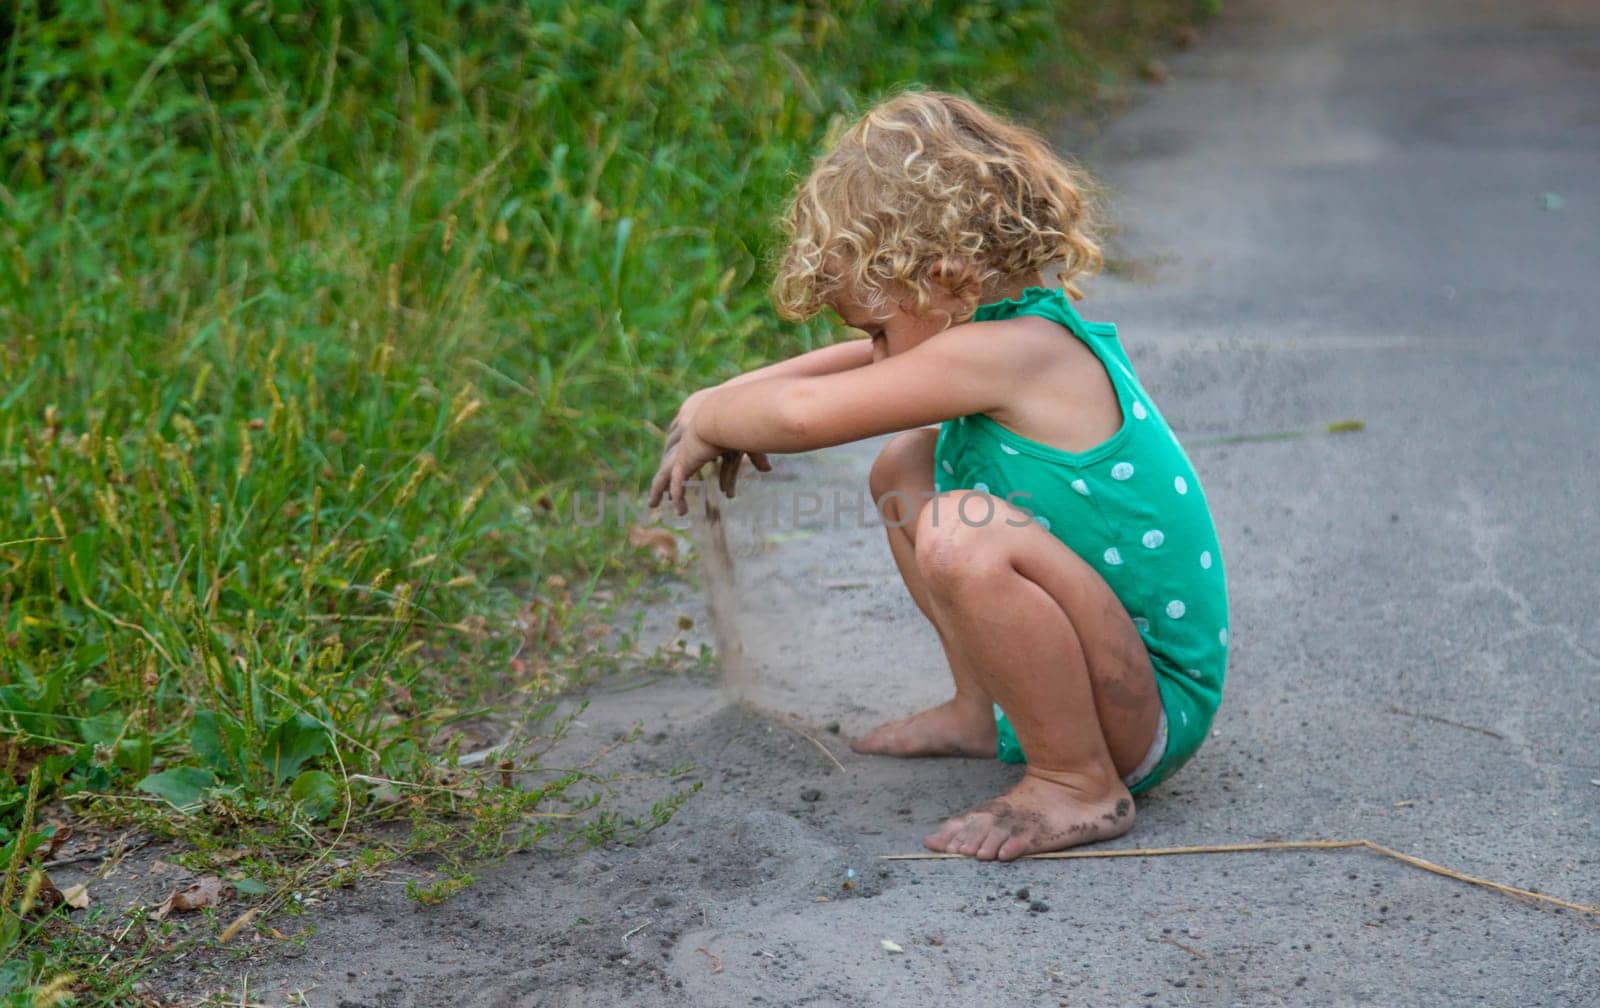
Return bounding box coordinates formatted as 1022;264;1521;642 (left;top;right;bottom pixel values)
884;839;1600;919
790;724;848;774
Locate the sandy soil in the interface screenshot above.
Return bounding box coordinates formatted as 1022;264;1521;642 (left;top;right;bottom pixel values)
63;0;1600;1003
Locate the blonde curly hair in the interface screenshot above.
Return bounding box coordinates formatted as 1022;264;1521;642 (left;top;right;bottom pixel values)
771;90;1103;323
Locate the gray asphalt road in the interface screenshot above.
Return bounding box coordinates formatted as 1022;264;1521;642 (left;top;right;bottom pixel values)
244;2;1599;1005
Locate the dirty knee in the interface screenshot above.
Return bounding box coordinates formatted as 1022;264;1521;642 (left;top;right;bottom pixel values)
914;501;1012;594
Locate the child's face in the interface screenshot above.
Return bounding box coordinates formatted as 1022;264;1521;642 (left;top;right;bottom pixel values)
828;284;967;363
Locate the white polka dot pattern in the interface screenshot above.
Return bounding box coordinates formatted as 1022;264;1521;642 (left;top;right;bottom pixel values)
1200;550;1212;569
1111;462;1134;480
1174;476;1188;495
1071;479;1090;496
1131;401;1148;420
1104;547;1123;565
1166;600;1186;619
1142;529;1165;549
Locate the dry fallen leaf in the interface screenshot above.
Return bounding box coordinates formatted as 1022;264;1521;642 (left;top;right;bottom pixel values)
30;873;65;914
153;876;227;919
627;525;679;563
42;821;73;860
218;907;259;944
61;884;90;910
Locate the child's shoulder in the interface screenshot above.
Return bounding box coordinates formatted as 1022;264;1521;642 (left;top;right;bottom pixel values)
945;299;1124;452
946;308;1100;375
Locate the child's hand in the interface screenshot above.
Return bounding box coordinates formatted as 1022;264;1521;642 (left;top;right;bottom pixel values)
649;388;771;515
649;418;723;515
715;447;773;500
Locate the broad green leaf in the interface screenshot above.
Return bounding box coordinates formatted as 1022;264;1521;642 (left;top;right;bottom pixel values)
137;766;216;812
114;736;154;779
289;769;338;822
191;709;248;780
262;713;328;784
78;711;123;747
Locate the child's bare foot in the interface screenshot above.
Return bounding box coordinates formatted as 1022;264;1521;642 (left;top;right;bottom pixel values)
923;770;1135;861
850;698;997;758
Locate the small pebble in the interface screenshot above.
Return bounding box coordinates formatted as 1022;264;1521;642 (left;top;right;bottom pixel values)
1029;901;1049;913
652;894;674;907
1015;887;1030;901
825;722;841;734
800;788;822;802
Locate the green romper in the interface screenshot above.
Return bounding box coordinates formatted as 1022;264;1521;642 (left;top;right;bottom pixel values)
933;286;1227;794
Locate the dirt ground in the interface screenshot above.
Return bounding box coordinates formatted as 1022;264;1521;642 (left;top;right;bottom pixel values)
59;0;1600;1003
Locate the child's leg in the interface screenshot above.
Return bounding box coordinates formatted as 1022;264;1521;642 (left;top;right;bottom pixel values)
912;489;1162;860
852;428;998;758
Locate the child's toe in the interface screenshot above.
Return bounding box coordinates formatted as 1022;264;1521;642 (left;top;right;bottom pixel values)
997;834;1032;862
923;815;966;852
974;827;1009;861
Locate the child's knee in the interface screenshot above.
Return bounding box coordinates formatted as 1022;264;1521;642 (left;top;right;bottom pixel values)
914;493;1011;592
868;428;937;503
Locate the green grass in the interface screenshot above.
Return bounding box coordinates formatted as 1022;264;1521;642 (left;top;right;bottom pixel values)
0;0;1212;1000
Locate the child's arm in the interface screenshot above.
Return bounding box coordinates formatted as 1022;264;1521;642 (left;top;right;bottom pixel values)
697;323;1016;452
653;339;875;505
717;339;875;388
651;321;1027;511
